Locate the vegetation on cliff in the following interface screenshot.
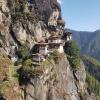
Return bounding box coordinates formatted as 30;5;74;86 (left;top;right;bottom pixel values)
64;41;80;71
86;73;100;100
0;57;12;82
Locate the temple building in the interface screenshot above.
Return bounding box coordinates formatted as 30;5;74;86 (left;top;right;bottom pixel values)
32;53;46;63
34;43;49;56
67;32;72;41
48;36;64;53
32;43;49;63
62;30;72;42
48;36;63;44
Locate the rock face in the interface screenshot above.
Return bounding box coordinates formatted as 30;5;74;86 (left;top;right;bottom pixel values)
12;22;27;44
0;0;61;56
22;56;90;100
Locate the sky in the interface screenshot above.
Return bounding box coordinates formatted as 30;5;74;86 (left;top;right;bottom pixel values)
61;0;100;31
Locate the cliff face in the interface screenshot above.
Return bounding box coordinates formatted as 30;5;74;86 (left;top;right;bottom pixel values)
0;0;61;56
24;56;90;100
0;0;95;100
0;56;93;100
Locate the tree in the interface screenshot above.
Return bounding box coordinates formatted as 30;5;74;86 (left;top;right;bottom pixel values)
64;41;80;70
86;73;100;100
22;59;33;74
16;45;29;59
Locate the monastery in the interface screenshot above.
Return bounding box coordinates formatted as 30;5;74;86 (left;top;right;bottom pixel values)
32;25;72;64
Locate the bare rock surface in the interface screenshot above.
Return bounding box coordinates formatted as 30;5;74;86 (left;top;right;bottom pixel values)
25;56;91;100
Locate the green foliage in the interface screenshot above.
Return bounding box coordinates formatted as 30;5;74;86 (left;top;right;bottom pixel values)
86;73;100;100
0;43;2;47
22;59;33;74
64;41;80;70
48;50;59;60
71;30;100;61
82;55;100;67
0;81;8;94
11;12;22;21
48;50;64;63
0;58;12;81
22;59;44;76
15;1;27;12
23;12;39;22
82;55;100;82
14;59;23;66
23;12;30;18
15;45;30;67
11;0;39;23
79;95;84;100
15;3;21;12
16;45;29;59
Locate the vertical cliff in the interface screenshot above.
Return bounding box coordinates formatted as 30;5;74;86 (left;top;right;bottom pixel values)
0;0;62;56
24;55;91;100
